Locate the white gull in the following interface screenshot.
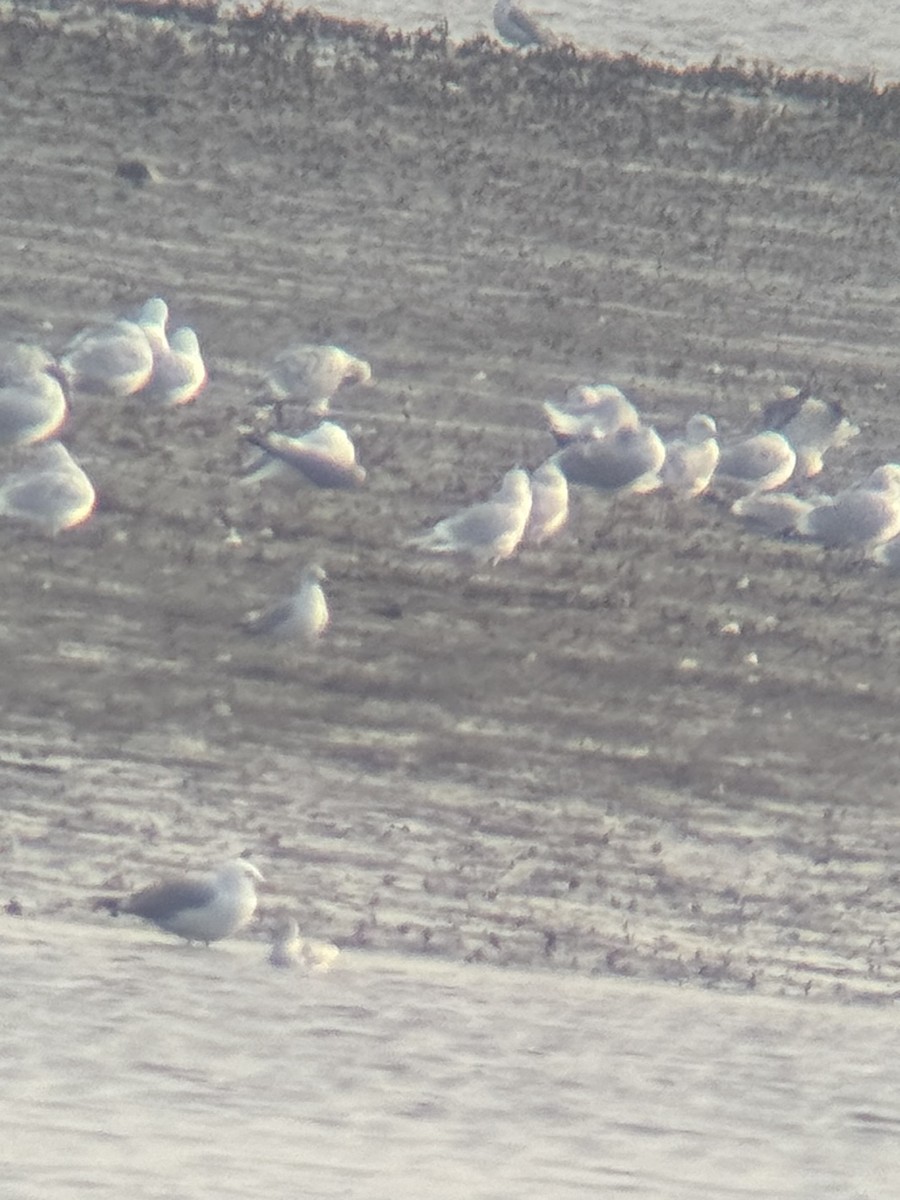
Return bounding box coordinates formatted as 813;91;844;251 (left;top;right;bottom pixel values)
543;383;640;446
761;392;859;479
797;465;900;550
116;859;263;945
407;467;533;565
657;413;720;498
0;441;95;534
523;459;569;545
714;430;797;494
242;421;366;490
242;564;330;643
0;342;67;447
262;344;372;416
493;0;558;47
552;424;666;494
59;299;161;397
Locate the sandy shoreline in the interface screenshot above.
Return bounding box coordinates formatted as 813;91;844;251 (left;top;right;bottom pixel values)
1;4;899;1001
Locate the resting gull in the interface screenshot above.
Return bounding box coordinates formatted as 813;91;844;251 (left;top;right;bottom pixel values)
523;459;569;545
797;465;900;550
714;430;797;494
543;383;640;446
116;859;263;945
658;413;720;498
730;491;817;536
262;344;372;415
268;915;340;972
762;393;859;479
552;424;666;494
493;0;558;47
141;328;207;407
407;467;533;564
242;564;330;643
242;421;366;489
60;300;159;397
0;342;67;446
0;441;95;534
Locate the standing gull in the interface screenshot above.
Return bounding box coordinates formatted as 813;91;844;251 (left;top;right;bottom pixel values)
657;413;720;498
523;459;569;545
0;441;95;534
492;0;558;47
241;421;366;490
407;467;533;565
262;344;372;416
0;342;67;447
115;859;263;944
242;564;330;644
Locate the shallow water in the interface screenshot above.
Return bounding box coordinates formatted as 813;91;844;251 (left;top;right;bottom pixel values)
4;918;899;1200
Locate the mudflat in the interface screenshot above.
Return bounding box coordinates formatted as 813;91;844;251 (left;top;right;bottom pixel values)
2;4;900;999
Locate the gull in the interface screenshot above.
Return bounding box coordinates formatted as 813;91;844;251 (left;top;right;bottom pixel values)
268;915;340;972
242;564;330;643
552;424;666;494
761;392;859;479
0;441;95;534
140;328;207;406
0;342;67;446
797;465;900;550
523;459;569;544
407;467;533;565
114;859;263;945
262;344;372;416
714;430;797;494
657;414;720;498
59;299;161;397
543;383;640;446
730;491;817;536
241;421;366;489
493;0;558;47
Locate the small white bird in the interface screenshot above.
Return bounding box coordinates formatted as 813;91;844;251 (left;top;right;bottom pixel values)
0;441;95;534
241;421;366;490
658;414;720;498
408;467;533;565
492;0;557;47
59;299;161;397
262;344;372;415
553;424;666;494
543;384;640;446
714;430;797;494
0;342;67;447
523;459;569;545
798;465;900;550
242;564;330;643
115;859;263;945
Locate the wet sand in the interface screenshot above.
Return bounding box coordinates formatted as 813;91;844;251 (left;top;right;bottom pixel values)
2;4;900;1005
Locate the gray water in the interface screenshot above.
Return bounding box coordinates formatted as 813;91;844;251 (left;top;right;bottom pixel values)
307;0;900;82
3;918;899;1200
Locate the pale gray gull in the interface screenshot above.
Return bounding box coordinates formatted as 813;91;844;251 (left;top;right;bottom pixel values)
141;328;207;407
543;383;639;446
268;914;340;972
59;299;161;396
262;344;372;415
242;421;366;489
408;467;533;565
730;491;817;536
0;441;95;534
797;465;900;550
242;564;330;643
657;413;719;498
0;342;67;446
493;0;558;47
552;424;666;494
116;859;263;944
523;459;569;544
762;392;859;479
714;430;797;494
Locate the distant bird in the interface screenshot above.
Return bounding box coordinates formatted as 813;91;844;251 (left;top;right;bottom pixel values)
0;342;67;446
543;383;639;446
523;459;569;544
730;491;817;536
0;441;95;534
241;421;366;490
797;465;900;550
242;564;330;644
268;915;339;972
140;328;207;406
261;344;372;415
492;0;557;47
59;299;162;397
553;424;666;494
657;413;720;498
761;393;859;479
407;467;533;565
714;430;797;494
114;859;263;945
